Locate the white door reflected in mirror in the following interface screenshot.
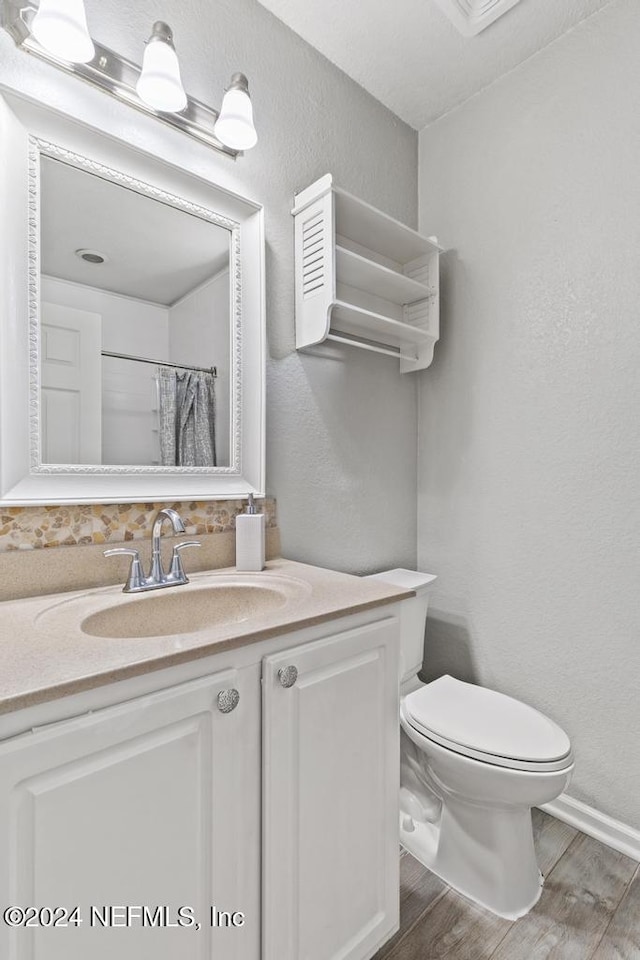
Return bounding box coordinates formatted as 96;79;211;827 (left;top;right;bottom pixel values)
40;155;232;468
40;301;102;464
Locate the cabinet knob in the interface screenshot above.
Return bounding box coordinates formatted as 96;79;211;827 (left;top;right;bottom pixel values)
217;688;240;713
278;665;298;688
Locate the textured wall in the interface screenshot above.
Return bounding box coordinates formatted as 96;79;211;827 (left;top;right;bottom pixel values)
0;0;418;572
418;0;640;829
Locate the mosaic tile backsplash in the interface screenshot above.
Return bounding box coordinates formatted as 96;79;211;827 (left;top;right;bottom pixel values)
0;499;277;552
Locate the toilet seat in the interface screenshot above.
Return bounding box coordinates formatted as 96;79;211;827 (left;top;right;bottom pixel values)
402;676;573;773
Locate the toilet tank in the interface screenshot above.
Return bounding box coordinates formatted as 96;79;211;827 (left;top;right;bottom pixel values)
365;569;437;683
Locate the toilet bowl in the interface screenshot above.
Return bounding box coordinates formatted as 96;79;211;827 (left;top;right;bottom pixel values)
366;569;574;920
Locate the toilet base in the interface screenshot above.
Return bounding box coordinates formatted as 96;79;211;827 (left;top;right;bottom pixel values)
400;798;544;920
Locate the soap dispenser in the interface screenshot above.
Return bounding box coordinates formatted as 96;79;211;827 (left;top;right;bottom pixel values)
235;494;265;572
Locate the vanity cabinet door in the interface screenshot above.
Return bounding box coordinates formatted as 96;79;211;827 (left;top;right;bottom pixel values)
0;669;260;960
262;617;400;960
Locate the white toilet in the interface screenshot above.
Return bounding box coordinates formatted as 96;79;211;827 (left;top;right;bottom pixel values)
367;568;574;920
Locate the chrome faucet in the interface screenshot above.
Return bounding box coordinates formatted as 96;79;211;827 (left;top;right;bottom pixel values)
150;507;186;582
104;508;201;593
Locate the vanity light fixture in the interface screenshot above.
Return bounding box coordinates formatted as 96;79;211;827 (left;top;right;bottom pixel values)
2;0;257;159
30;0;93;63
136;21;187;114
214;73;257;151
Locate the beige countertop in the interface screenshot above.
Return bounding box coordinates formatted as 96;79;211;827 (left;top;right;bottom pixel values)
0;558;411;716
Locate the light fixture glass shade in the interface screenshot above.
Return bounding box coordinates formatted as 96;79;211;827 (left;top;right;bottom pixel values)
31;0;94;63
136;22;187;113
214;74;257;151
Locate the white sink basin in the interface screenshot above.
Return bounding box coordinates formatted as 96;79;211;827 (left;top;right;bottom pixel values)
82;584;290;638
37;572;312;640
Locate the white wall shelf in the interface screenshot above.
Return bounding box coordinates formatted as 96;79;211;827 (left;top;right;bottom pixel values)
332;301;434;351
293;173;440;372
336;246;435;304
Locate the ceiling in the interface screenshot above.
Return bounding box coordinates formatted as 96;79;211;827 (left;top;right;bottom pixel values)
41;157;230;306
255;0;612;129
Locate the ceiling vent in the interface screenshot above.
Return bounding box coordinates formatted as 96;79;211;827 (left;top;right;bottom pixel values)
432;0;523;36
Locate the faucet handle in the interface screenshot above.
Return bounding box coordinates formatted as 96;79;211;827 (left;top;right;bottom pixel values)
169;540;201;581
172;540;202;553
103;548;145;593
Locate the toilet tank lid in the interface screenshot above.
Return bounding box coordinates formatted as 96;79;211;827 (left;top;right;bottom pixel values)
366;569;437;593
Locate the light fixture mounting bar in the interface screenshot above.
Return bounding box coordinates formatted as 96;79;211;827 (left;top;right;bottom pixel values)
2;0;239;159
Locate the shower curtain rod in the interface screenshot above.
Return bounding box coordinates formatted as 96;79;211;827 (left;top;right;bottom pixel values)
101;350;217;377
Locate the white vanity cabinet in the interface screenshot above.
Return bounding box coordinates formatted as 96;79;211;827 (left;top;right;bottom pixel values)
0;609;400;960
0;666;261;960
263;618;400;960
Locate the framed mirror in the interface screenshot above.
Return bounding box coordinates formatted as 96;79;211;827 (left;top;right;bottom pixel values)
0;91;265;504
40;151;234;470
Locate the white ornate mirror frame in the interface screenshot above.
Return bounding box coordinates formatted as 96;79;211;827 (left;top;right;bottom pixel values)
0;89;265;504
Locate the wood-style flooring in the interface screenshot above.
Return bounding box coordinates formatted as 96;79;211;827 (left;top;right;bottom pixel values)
374;810;640;960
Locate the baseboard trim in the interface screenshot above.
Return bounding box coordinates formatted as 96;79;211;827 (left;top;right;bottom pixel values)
541;794;640;862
